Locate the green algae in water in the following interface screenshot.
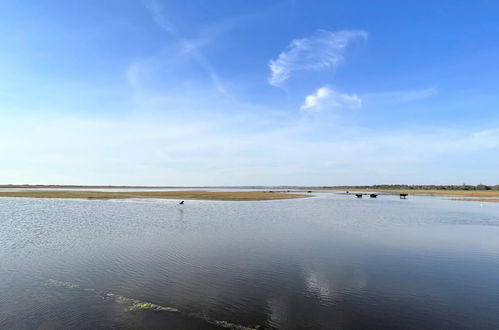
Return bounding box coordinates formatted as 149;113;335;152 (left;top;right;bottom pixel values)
211;320;259;330
104;292;179;312
42;279;179;313
40;279;259;329
42;279;80;289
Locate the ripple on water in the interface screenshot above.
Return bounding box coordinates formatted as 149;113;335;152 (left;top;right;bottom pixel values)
1;193;499;329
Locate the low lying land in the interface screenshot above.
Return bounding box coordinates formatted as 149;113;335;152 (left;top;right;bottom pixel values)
329;184;499;191
341;189;499;197
0;184;183;189
0;190;308;201
338;189;499;203
451;198;499;203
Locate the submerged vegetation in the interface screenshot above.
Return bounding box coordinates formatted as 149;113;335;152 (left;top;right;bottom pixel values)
105;292;179;313
42;279;258;330
42;279;80;289
0;190;308;201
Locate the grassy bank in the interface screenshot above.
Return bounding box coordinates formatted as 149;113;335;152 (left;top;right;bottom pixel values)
340;188;499;197
0;190;308;201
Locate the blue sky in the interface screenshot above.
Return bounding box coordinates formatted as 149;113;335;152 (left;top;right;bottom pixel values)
1;0;498;185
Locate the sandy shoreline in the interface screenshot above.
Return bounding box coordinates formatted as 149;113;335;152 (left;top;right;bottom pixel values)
0;190;309;201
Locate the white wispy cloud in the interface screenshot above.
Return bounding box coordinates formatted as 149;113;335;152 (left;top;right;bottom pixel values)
472;128;499;138
364;87;438;105
142;0;228;95
143;0;176;34
268;29;367;86
300;86;362;112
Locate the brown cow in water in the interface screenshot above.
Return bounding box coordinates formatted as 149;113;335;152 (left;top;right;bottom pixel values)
370;194;378;198
355;194;363;198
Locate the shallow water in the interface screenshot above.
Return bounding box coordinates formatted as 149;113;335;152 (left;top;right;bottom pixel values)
1;191;499;329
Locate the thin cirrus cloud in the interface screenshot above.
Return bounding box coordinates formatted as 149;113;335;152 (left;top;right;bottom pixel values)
363;87;438;105
143;0;176;34
142;0;228;95
301;86;362;112
268;29;368;87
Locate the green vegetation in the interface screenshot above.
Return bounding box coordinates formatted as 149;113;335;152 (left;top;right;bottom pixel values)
339;188;499;197
333;185;499;201
339;188;499;199
330;184;499;191
105;292;179;312
42;279;80;289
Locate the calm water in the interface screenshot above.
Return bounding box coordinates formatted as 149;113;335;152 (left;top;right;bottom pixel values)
1;191;499;329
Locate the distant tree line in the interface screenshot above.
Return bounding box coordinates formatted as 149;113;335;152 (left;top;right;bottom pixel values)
329;184;499;191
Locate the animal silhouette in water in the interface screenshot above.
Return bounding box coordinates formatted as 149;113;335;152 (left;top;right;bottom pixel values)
179;201;184;205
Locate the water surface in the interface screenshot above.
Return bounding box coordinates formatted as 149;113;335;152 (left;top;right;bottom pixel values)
1;191;499;329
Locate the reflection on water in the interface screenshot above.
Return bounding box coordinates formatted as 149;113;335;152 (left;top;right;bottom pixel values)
1;192;499;329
